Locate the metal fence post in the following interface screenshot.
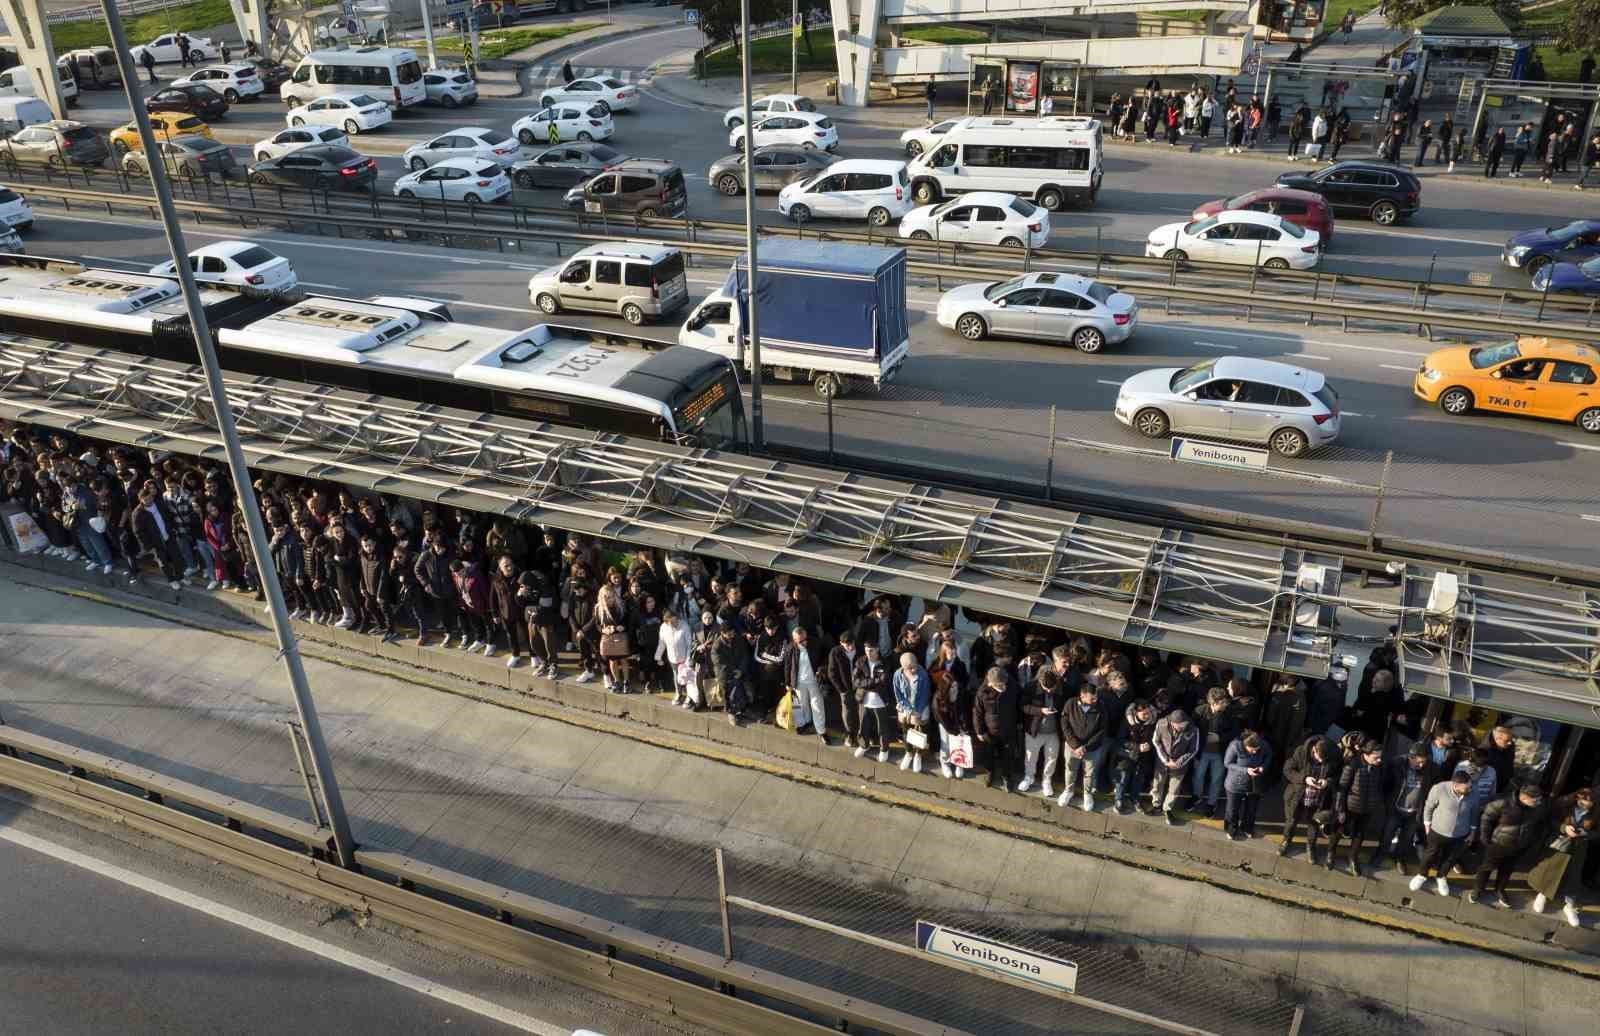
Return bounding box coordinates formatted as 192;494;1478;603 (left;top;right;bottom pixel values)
1044;404;1057;500
826;392;835;464
1366;449;1393;553
714;847;738;998
1537;273;1552;322
285;721;327;829
1095;226;1103;277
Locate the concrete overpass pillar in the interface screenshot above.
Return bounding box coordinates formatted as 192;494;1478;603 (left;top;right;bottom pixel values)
0;0;67;119
830;0;881;108
229;0;272;52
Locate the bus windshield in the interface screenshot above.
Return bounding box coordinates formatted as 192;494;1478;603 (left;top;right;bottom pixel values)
675;371;746;449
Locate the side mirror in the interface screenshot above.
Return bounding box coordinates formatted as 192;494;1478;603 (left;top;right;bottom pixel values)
1490;369;1504;379
1185;391;1199;401
995;299;1007;308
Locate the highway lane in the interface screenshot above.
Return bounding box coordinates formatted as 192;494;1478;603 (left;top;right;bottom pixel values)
24;212;1600;568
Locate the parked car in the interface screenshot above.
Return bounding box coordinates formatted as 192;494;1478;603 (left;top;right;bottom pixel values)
0;120;108;167
287;93;392;134
899;118;960;158
169;65;265;104
899;192;1049;248
253;125;349;162
146;83;229;119
110;112;213;157
512;104;613;144
731;111;837;152
1275;160;1420;226
510;142;624;190
1115;357;1342;458
1502;219;1600;278
936;272;1136;352
1414;336;1599;434
402;127;517;172
708;144;834;196
149;241;297;291
562;159;687;218
1532;256;1600;297
538;75;637;114
0;187;34;232
248;145;377;190
723;93;816;128
393;156;511;203
776;158;910;226
129;33;220;65
123;135;239;180
1145;210;1321;270
423;69;478;107
60;47;122;89
1191;187;1334;248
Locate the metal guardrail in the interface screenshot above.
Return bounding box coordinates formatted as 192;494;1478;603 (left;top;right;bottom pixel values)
0;723;963;1036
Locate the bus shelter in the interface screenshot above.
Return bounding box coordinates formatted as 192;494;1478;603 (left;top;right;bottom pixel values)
967;56;1081;116
1255;60;1400;146
1466;79;1600;162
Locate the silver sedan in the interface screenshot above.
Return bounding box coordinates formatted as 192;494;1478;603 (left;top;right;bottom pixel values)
708;144;835;196
934;272;1137;353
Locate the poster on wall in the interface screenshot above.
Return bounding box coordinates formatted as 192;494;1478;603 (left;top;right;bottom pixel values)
1007;60;1040;114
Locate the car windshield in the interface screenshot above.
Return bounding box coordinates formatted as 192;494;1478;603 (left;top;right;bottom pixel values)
347;94;383;107
602;78;625;88
816;117;833;129
1548;220;1591;241
983;277;1027;301
1222;193;1253;209
323;147;360;163
1469;341;1520;369
1009;197;1038;217
1313;384;1339;411
931;198;961;216
1171;360;1217;393
1084;281;1115;304
62;126;99;143
0;189;19;203
317;128;344;141
1581;257;1600;279
794;97;817;112
480;129;511;144
587;144;620;163
231;245;277;268
1279;220;1306;238
1183;217;1217;236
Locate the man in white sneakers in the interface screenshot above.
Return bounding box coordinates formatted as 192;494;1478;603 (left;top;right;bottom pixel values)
1411;768;1473;897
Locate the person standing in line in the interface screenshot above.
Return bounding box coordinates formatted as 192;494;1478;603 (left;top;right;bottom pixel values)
930;636;974;779
924;77;937;123
1414;119;1434;167
1165;98;1181;146
1280;735;1340;860
1484;127;1507;178
1222;731;1271;840
489;554;527;668
1199;91;1215;139
1150;708;1199;823
1192;687;1237;816
1264;96;1281;144
892;650;932;773
1370;742;1433;874
1524;786;1596;926
1469;784;1550;908
851;642;893;760
1437;115;1455;167
974;664;1018;790
1410;769;1475;897
1328;739;1385;875
1018;665;1065;797
1312;108;1330;161
1510;122;1532;177
1226;104;1245;154
1058;679;1110;811
1330;109;1351;161
826;627;861;748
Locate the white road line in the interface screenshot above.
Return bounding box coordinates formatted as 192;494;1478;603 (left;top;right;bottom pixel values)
1153;325;1430;358
448;299;533;314
1341;411;1366;417
1192;340;1238;350
1379;364;1419;373
1336;226;1498;248
1583;514;1600;523
81;254;145;266
0;827;567;1036
1569;442;1600;453
1095;379;1123;387
1291;353;1332;360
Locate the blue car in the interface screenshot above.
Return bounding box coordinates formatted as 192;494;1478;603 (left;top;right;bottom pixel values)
1531;256;1600;296
1502;219;1600;277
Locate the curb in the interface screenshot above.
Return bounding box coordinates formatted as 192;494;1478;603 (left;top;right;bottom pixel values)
7;547;1600;982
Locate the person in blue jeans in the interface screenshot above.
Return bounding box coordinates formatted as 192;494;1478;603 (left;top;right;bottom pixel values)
1223;732;1272;840
1190;688;1237;817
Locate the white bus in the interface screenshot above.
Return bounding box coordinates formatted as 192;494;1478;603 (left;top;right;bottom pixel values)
280;47;426;110
905;116;1103;212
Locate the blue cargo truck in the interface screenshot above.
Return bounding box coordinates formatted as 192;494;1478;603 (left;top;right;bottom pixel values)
677;239;910;399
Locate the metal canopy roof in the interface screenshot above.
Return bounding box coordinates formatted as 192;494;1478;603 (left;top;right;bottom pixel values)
1397;567;1600;729
0;338;1344;681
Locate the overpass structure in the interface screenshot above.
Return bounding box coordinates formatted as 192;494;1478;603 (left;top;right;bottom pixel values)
1;336;1596;728
828;0;1259;105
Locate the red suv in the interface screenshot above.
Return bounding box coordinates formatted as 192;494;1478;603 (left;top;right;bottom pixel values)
1192;187;1334;248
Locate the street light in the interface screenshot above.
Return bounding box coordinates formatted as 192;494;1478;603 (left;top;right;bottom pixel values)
739;0;764;449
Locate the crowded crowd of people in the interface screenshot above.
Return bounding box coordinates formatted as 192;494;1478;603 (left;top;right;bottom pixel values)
2;422;1596;925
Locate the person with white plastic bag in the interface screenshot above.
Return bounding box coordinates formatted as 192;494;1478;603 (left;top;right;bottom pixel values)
656;608;695;708
930;635;973;779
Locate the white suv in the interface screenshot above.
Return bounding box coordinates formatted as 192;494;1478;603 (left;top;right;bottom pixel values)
170;65;264;104
776;159;911;226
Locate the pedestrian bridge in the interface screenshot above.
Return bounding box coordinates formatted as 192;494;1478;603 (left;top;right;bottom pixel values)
879;31;1254;81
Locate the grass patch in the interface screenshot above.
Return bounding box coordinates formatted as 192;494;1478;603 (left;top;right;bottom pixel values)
51;0;236;51
1528;46;1585;82
418;23;601;62
898;26;988;45
1322;0;1381;33
703;28;835;76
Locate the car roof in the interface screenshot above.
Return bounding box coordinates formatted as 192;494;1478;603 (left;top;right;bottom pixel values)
1515;336;1600;362
949;191;1025;206
607;157;678;173
168;134;219;149
1023;271;1101;293
433;156;501;172
195;64;251;74
1211;356;1327;392
1235;187;1327;205
827;158;905;172
295;144;359;161
436;126;494;139
758;93;806;103
1214;209;1286;227
191;241;259;259
42;119;89;131
572;241;679;262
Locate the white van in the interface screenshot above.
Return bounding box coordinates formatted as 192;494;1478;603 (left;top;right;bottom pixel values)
0;63;79;108
775;158;913;226
280;47;426;110
906;116;1103;212
0;96;53;136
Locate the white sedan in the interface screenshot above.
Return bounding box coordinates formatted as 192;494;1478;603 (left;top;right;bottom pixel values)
253;125;349;161
0;187;34;232
393;157;512;204
900;118;959;158
512;104;613;145
402;127;518;172
537;76;637;114
169;64;264;103
723;93;817;128
129;33;220;66
287;94;392;135
899;193;1050;249
1145;210;1321;270
731;112;837;152
149;241;298;291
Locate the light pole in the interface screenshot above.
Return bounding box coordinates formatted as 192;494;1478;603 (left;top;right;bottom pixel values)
420;0;438;69
97;0;359;871
790;0;798;95
740;0;764;449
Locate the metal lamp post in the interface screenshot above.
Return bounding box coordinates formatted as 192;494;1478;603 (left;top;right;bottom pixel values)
739;0;764;449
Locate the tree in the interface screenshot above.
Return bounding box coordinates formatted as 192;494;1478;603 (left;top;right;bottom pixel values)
1382;0;1523;31
1551;0;1600;55
685;0;787;52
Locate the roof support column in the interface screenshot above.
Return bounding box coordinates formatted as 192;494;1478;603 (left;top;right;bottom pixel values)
0;0;67;119
228;0;272;52
831;0;881;108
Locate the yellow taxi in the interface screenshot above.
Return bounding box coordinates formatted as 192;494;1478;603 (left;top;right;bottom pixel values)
1414;336;1600;433
109;112;214;158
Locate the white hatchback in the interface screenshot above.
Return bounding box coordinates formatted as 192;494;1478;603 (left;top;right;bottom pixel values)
1145;210;1322;270
776;159;911;226
723;93;816;128
900;118;960;158
732;112;837;152
393;157;512;203
423;69;478;107
253;125;349;161
170;65;264;104
512;104;614;145
287;93;392;134
899;193;1050;249
402;127;518;172
149;241;298;291
0;187;34;232
539;76;638;114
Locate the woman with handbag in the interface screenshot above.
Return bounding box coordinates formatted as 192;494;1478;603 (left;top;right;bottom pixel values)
594;566;637;693
893;651;932;773
930;636;974;779
563;561;599;683
1525;787;1596;927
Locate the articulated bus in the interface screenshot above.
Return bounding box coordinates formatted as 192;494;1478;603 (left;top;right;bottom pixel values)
0;255;747;450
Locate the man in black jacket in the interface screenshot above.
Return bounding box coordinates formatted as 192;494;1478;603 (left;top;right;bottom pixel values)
1328;739;1385;876
1017;667;1066;798
413;534;459;647
1279;735;1340;860
826;628;860;749
1370;742;1435;874
973;665;1018;791
130;483;185;589
1469;785;1550;908
1058;681;1109;811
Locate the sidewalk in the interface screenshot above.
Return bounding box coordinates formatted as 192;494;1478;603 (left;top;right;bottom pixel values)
3;550;1599;1036
1263;9;1409;65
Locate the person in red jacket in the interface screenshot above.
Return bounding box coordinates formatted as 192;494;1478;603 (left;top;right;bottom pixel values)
449;557;490;651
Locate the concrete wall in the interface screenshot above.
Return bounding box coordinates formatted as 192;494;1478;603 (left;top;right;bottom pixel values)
880;31;1254;79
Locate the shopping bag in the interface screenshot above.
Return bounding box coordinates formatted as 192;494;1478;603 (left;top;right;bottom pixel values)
946;733;974;769
1302;142;1318;158
904;727;929;750
776;692;795;731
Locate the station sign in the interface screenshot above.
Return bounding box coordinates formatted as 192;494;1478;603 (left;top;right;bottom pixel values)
1169;437;1270;470
915;920;1078;994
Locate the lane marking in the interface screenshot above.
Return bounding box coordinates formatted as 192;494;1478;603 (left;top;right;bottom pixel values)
1335;226;1499;248
1149;325;1430;357
1380;364;1419;373
0;827;567;1036
1292;353;1332;360
81;254;146;266
1569;442;1600;453
448;299;534;315
1340;411;1366;417
1095;379;1123;387
1192;340;1238;350
1584;515;1600;523
299;280;346;290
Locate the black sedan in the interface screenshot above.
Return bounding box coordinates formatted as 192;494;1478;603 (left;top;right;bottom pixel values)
122;135;239;179
146;82;229;119
248;145;378;191
509;142;625;190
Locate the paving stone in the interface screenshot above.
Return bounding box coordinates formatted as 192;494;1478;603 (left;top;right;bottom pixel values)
1191;831;1279;875
725;774;838;847
1406;941;1526;1030
1524;959;1600;1033
896;817;1015;900
1104;807;1195;855
1186;882;1305;976
1085;864;1200;951
1552;921;1600;957
830;746;878;781
1294;910;1414;999
805;797;925;873
1054;801;1109;837
761;726;820;768
650;700;711;740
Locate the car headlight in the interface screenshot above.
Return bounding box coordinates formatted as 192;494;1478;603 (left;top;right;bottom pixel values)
1420;368;1441;382
1508;245;1530;260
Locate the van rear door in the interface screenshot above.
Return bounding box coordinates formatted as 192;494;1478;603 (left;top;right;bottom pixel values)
642;250;688;312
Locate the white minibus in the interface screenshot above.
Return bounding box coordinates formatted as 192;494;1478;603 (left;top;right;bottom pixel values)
906;116;1103;212
280;47;426;109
